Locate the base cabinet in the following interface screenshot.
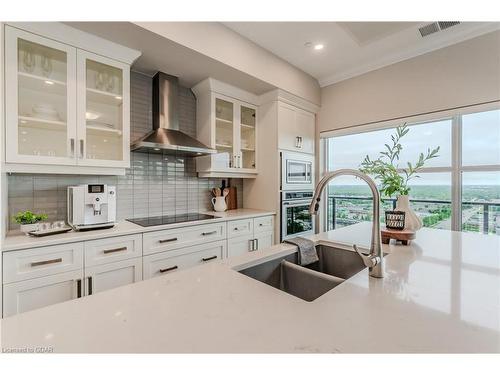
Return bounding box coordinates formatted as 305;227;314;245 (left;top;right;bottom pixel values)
254;231;274;250
143;241;226;280
3;269;83;317
227;235;255;258
226;216;275;258
84;257;142;295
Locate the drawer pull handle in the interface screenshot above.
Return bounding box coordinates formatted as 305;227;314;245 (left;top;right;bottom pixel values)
103;246;127;254
159;237;178;243
202;255;217;262
31;258;63;267
259;223;264;226
202;230;217;236
159;265;178;273
76;279;82;298
88;276;93;295
233;227;239;231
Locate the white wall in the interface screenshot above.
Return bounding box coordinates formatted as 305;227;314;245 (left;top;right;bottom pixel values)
318;30;500;133
1;22;5;315
134;22;321;106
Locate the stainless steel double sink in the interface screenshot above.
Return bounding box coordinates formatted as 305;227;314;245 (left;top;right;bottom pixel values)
238;245;366;302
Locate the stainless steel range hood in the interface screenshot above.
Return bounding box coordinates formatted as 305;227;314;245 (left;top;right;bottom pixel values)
131;72;216;155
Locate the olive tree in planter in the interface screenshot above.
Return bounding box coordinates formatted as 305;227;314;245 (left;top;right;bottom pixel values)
13;210;48;235
360;124;440;231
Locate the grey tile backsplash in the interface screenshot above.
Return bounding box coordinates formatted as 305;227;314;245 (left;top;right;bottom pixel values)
7;72;243;230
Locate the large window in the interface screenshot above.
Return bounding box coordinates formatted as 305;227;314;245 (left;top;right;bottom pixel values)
324;107;500;235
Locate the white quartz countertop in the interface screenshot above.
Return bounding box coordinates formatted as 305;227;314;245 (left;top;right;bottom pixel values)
1;209;275;252
1;223;499;353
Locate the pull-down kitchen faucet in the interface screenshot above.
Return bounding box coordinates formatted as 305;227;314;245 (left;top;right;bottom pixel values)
310;169;384;278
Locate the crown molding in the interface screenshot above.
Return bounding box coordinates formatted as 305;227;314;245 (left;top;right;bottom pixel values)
319;22;500;88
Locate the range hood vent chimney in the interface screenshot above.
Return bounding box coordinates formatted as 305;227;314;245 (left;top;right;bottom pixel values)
131;72;216;156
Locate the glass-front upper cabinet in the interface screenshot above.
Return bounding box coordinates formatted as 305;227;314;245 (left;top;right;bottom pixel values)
192;78;258;177
5;26;77;165
240;105;256;170
77;51;130;168
215;98;235;166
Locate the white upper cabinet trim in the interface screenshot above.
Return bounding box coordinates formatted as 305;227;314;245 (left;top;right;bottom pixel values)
6;22;141;65
76;50;130;168
5;26;78;166
3;23;135;174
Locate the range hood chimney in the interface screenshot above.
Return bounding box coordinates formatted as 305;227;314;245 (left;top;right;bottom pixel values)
131;72;216;155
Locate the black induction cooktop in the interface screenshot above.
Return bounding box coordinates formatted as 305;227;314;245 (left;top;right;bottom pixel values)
126;213;217;227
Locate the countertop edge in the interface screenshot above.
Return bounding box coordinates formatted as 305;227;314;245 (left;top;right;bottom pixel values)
2;209;276;252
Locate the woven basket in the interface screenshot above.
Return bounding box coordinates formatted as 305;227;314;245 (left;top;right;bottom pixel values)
385;210;406;230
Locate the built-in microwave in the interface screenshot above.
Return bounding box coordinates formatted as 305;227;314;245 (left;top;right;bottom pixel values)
281;151;314;191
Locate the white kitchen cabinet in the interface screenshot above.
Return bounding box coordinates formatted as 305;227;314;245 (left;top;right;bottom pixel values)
5;26;77;166
254;231;274;250
3;23;139;175
143;240;226;279
84;234;142;267
192;78;259;178
3;269;83;317
76;50;130;168
278;102;315;154
227;235;255;258
226;215;275;258
84;257;142;295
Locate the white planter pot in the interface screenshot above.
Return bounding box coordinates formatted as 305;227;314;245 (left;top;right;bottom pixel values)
20;223;39;235
395;195;423;231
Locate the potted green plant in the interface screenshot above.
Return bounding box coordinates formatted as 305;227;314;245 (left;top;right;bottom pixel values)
12;210;48;235
359;124;440;231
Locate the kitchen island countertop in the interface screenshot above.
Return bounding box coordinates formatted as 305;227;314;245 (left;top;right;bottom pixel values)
1;222;499;353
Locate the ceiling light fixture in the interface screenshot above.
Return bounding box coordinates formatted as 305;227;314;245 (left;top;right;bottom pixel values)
314;44;324;50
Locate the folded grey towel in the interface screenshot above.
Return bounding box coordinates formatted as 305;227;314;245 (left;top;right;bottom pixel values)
283;236;319;266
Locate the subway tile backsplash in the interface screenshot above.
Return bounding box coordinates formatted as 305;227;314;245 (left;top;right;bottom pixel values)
7;72;243;230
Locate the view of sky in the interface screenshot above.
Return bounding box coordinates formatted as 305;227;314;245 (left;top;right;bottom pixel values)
327;110;500;186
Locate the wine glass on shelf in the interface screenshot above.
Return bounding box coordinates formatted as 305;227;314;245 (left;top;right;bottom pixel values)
95;71;105;91
40;54;52;78
105;73;115;93
22;49;36;73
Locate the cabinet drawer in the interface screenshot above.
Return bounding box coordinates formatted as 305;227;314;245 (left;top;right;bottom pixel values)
3;242;84;283
227;219;253;239
143;240;225;279
254;216;274;234
143;222;226;256
84;234;142;267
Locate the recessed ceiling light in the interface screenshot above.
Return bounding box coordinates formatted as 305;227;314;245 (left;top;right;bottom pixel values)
314;44;324;50
304;42;313;48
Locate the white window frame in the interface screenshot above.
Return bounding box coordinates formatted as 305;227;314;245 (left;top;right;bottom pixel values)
321;101;500;233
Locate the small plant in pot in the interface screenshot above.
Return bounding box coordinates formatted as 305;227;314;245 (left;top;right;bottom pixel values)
13;210;48;235
359;124;440;231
